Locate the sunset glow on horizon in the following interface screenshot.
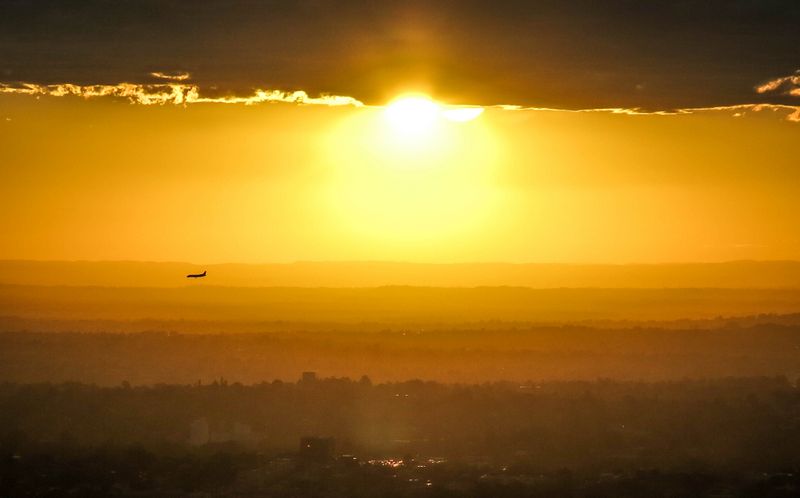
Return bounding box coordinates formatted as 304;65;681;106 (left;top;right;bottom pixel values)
4;4;800;493
0;0;799;267
2;87;799;265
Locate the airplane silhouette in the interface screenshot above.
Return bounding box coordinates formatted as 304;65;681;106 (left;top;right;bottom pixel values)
186;270;207;279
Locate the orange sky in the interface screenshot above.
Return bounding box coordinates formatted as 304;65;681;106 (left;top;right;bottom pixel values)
1;92;799;264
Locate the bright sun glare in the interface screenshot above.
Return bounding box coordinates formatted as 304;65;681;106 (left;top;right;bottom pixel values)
321;93;498;251
384;96;441;136
384;95;484;137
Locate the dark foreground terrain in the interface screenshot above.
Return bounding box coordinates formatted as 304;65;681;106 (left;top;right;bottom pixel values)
3;446;799;498
3;264;800;496
2;376;800;497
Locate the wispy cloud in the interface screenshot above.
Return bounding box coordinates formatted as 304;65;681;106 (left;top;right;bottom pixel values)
0;78;364;107
687;103;800;122
1;73;799;122
458;72;800;122
492;103;800;122
493;105;682;115
150;71;191;82
755;70;800;98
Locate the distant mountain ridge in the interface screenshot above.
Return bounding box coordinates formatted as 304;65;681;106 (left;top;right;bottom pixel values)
1;260;800;288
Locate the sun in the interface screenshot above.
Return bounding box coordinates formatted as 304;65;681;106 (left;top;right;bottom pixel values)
318;91;503;252
383;95;485;142
384;95;442;136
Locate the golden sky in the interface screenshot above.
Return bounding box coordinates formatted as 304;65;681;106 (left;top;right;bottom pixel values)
1;1;800;265
1;87;799;264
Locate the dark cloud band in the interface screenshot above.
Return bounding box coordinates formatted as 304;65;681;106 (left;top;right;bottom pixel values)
1;0;798;109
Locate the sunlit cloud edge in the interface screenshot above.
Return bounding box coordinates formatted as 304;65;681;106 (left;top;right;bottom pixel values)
0;80;365;107
1;74;799;122
755;70;800;98
149;71;192;82
492;103;800;122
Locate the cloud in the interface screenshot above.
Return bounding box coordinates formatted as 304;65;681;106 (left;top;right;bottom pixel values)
492;103;800;122
691;103;800;123
150;71;191;82
756;70;800;98
494;105;681;116
0;80;364;107
1;74;798;122
4;0;800;111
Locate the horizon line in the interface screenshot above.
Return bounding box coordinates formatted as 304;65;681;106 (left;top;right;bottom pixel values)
3;258;800;267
